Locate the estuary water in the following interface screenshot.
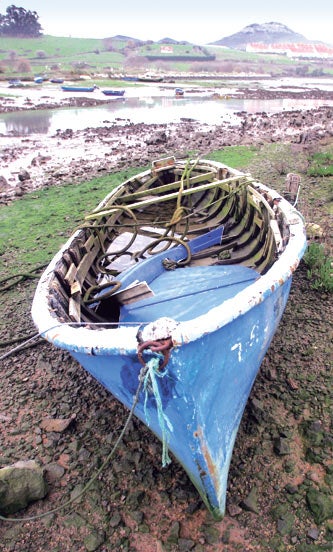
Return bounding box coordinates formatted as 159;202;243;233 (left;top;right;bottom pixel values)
1;77;332;136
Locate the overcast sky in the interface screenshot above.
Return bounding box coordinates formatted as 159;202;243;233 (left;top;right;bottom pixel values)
1;0;332;45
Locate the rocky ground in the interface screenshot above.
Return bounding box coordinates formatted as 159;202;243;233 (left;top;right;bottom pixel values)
0;86;332;551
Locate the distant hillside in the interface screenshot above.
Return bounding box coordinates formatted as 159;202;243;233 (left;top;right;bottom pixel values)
210;22;310;50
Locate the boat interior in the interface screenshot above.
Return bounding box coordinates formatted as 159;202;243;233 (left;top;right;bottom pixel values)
49;158;290;325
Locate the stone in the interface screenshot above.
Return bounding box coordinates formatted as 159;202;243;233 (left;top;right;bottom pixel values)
285;483;298;495
227;502;243;516
202;524;220;544
178;538;195;550
84;530;106;551
63;512;87;528
31;154;52;166
125;490;145;509
249;397;267;423
307;527;319;541
40;416;75;432
167;521;180;544
0;460;48;515
18;169;31;182
0;175;9;191
44;462;65;483
240;487;259;514
273;437;291;456
276;512;294;535
306;489;333;524
109;512;122;528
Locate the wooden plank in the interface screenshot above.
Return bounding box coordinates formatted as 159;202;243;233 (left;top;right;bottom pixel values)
64;263;77;286
85;176;249;220
119;171;217;202
71;281;81;296
69;296;81;322
75;241;101;286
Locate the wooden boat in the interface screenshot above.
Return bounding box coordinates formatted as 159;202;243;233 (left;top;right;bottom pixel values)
138;73;164;82
50;78;64;84
61;85;97;92
31;157;306;519
102;89;125;97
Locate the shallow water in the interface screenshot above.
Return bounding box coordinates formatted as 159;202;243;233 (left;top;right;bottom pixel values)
1;95;332;136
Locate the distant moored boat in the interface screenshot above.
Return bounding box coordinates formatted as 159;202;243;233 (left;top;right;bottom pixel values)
61;84;98;92
102;89;125;97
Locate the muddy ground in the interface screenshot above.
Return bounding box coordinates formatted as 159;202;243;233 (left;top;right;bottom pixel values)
0;86;332;552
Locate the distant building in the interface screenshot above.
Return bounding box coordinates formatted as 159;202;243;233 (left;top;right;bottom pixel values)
246;42;333;58
160;45;174;54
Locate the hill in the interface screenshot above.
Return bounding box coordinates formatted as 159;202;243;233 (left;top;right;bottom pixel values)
0;32;332;81
210;21;315;50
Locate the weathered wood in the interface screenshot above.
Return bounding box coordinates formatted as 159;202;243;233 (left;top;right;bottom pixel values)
64;263;77;286
69;296;81;322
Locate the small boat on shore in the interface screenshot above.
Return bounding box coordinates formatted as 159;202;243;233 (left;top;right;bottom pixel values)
138;72;164;82
102;89;125;97
32;157;306;519
175;87;184;96
8;79;23;88
61;85;97;92
50;78;64;84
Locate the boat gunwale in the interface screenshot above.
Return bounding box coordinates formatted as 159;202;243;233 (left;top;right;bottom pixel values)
31;160;307;355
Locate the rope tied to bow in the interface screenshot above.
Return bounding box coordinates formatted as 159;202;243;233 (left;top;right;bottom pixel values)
143;357;173;467
137;337;173;467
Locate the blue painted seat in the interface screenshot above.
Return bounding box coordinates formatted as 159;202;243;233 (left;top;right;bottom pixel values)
120;264;259;322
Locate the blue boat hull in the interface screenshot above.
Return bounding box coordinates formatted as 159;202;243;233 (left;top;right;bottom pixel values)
61;85;96;92
102;89;125;96
71;278;291;518
31;157;306;519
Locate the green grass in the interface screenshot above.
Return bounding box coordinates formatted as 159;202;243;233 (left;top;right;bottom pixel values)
0;35;126;75
307;151;333;177
0;167;141;275
303;242;333;292
1;34;332;80
206;146;258;168
0;35;105;57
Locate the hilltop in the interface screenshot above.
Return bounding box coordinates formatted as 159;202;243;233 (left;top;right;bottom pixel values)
210;21;329;50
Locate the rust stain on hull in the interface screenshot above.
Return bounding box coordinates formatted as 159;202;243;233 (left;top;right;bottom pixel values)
194;426;220;493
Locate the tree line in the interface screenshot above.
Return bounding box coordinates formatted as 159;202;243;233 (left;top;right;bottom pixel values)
0;4;42;37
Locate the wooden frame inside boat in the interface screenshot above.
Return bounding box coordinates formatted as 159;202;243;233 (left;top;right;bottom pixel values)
47;158;290;325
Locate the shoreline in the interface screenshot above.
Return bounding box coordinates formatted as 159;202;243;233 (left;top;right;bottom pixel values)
0;83;332;202
1;105;333;202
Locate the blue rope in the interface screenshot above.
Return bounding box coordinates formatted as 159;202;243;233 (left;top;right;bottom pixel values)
143;357;173;467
